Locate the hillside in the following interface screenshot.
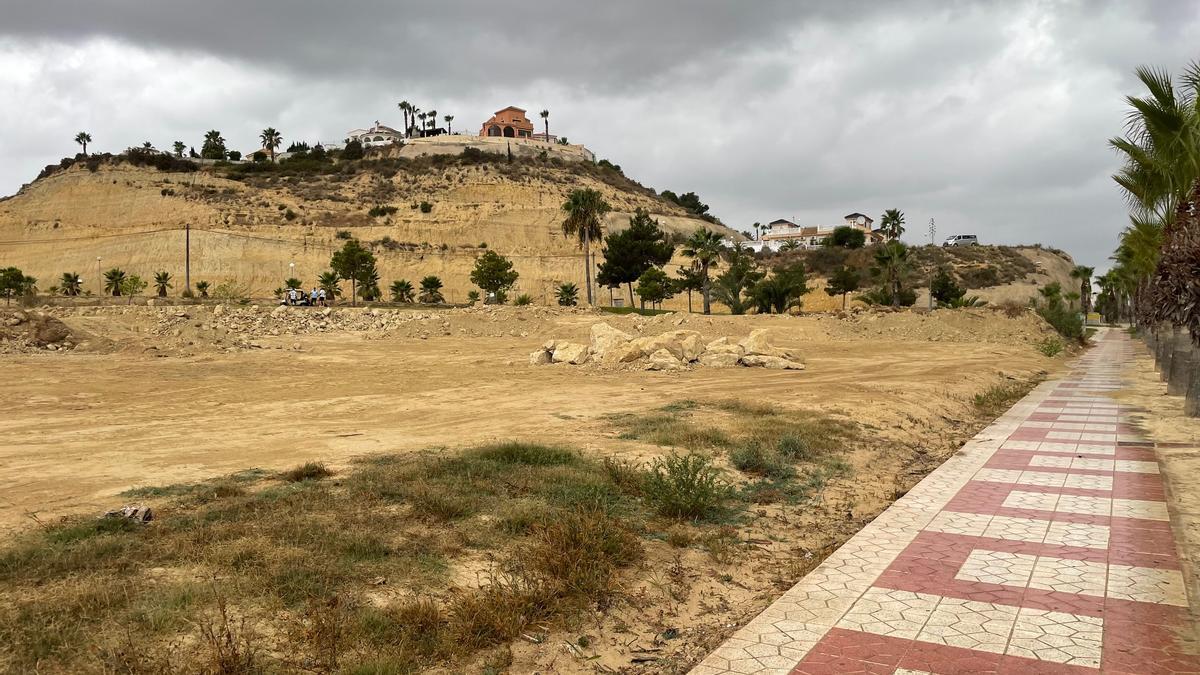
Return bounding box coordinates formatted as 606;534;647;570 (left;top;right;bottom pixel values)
0;151;733;303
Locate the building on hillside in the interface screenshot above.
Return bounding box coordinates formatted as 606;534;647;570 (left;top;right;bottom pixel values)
480;107;534;138
530;132;559;143
345;122;404;147
750;212;881;250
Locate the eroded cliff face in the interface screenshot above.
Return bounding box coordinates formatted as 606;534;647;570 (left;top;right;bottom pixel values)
0;159;730;302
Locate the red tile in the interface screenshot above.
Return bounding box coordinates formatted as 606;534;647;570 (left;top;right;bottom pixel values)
998;655;1097;674
899;640;1003;674
809;628;908;667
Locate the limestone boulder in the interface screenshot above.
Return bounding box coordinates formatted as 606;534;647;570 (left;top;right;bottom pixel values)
699;352;742;368
704;336;745;357
589;323;633;362
645;348;686;371
740;354;806;370
551;341;590;365
629;330;703;362
740;329;803;363
529;348;552;365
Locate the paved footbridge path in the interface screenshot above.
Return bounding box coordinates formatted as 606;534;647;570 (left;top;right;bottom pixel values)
693;329;1199;674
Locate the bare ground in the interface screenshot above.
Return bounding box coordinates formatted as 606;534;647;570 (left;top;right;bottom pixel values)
0;305;1065;672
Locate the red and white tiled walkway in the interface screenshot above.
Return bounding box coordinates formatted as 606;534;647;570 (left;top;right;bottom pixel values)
693;329;1199;674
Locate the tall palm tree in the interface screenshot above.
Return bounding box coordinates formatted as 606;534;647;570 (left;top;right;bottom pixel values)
427;110;437;131
103;268;127;297
874;241;910;307
153;271;172;297
398;101;411;137
60;272;82;296
260;127;283;162
172;141;186;157
1070;265;1095;314
540;109;550;140
417;112;427;135
444;114;454;134
681;228;726;314
75;132;92;156
879;209;906;241
1109;62;1200;334
560;188;611;305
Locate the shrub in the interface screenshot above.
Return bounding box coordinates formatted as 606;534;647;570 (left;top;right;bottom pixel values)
776;433;814;461
335;230;352;240
1037;337;1064;357
525;507;641;598
284;209;297;221
282;462;333;482
643;452;732;521
419;201;433;214
729;443;795;480
368;204;398;218
514;294;533;306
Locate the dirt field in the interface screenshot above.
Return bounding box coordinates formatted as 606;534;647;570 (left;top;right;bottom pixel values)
0;304;1066;673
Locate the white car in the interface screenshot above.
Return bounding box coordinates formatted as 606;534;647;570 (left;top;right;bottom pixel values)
943;234;979;247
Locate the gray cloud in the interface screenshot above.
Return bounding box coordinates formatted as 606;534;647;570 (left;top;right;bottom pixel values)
2;0;1199;273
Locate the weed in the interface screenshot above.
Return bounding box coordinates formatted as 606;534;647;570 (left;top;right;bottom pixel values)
1037;337;1064;357
282;461;333;482
973;380;1037;417
729;443;796;480
643;452;733;521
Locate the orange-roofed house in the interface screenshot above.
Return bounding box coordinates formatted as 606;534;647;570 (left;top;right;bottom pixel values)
480;107;535;138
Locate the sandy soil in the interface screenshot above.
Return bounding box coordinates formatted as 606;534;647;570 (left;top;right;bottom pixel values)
1114;340;1200;646
0;305;1066;672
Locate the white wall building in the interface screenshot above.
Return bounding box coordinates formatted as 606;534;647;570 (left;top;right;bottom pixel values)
345;122;404;148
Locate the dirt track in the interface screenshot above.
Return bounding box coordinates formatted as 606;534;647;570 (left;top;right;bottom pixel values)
0;306;1059;533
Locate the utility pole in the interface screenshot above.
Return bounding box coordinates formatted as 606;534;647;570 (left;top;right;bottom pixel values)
185;223;191;295
928;218;936;310
96;256;102;297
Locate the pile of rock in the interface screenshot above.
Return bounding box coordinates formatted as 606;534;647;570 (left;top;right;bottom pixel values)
529;323;805;371
0;309;76;353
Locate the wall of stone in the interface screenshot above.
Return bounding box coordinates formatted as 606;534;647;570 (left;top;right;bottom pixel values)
378;135;596;163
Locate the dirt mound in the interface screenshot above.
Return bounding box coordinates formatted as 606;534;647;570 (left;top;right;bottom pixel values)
0;309;77;353
816;307;1058;344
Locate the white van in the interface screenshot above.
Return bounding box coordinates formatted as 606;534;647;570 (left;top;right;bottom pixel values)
943;234;979;247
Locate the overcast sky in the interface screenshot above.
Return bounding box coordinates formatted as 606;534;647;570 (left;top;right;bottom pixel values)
2;0;1198;271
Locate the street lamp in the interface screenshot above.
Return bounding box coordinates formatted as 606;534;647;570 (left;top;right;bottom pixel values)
928;218;936;310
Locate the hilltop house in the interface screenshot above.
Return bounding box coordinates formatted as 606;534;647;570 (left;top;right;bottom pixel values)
345;122;404;148
480;107;534;138
735;213;881;252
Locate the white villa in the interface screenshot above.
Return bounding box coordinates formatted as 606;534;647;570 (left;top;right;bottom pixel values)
728;213;879;252
345;122;404;148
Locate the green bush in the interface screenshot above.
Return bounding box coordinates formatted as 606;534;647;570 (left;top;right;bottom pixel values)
368;204;398;218
643;453;732;521
1037;337;1064;357
729;444;795;480
419;201;433;214
514;294;533;306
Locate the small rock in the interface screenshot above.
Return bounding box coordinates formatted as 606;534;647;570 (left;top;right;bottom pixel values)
646;348;685;371
740;354;805;370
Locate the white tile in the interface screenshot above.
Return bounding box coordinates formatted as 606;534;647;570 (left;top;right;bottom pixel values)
836;587;940;639
1028;556;1107;596
1047;431;1083;441
955;549;1037;587
973;468;1023;483
1007;608;1103;667
1113;460;1159;474
1062;474;1113;491
982;515;1052;543
1055;494;1112;517
1112;498;1169;521
1002;490;1059;512
1106;565;1188;606
1043;521;1110;548
1030;455;1072;469
918;597;1020;654
1070;457;1115;471
924;510;993;537
1017;471;1068;487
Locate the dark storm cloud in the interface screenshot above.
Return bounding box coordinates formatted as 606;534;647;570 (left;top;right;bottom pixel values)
2;0;1199;272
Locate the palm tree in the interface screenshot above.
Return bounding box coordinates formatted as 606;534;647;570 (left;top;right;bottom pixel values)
879;209;906;241
753;222;762;240
1070;265;1095;314
560;188;611;305
427;110;437;132
260;127;283;162
780;240;801;252
60;272;82;296
681;228;726;314
153;271;172;297
103;268;127;297
418;276;444;303
75;132;92;156
1109;62;1200;335
556;282;579;306
398;101;411;137
318;271;341;300
172;141;186;157
540;109;550;140
874;241;910;307
417;112;427;135
444;115;454;134
195;280;211;298
390;279;415;303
